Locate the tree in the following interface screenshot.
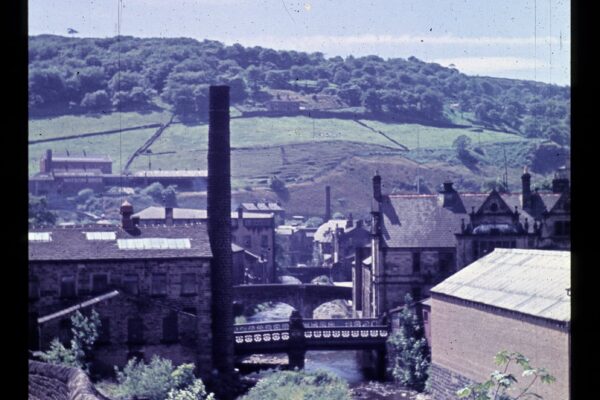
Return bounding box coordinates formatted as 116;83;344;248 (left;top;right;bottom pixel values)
362;89;383;114
29;195;57;227
161;185;178;207
456;351;556;400
240;370;350;400
37;310;101;373
114;356;214;400
80;90;111;111
387;294;430;391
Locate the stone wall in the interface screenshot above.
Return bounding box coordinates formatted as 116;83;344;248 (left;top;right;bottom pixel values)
429;363;478;400
28;360;109;400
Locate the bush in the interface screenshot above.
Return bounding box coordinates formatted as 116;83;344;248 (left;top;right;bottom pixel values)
240;369;350;400
141;182;165;202
37;310;101;373
387;294;430;391
114;356;213;400
76;188;95;203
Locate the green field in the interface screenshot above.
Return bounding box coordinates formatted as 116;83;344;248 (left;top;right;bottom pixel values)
359;120;527;150
28;128;157;175
28;110;172;141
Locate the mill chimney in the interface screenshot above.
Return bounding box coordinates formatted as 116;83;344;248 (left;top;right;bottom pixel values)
373;171;382;203
165;207;174;226
521;166;532;210
207;85;234;377
325;186;331;221
43;149;53;173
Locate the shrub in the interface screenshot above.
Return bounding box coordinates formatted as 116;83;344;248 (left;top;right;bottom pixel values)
37;310;101;373
114;356;213;400
240;369;351;400
456;351;556;400
387;294;430;391
141;182;165;202
76;188;95;203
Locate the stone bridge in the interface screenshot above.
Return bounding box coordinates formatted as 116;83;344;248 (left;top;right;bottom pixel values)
233;284;353;318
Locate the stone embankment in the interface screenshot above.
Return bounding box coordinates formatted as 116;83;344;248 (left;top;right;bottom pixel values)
28;360;109;400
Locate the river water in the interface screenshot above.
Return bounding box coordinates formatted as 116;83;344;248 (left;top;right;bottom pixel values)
243;301;367;385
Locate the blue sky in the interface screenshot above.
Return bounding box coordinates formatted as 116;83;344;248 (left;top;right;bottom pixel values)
29;0;570;86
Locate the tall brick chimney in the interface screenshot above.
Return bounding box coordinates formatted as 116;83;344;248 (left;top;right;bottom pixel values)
120;200;134;230
521;166;532;210
325;186;331;221
207;85;234;378
165;207;174;226
373;171;382;203
44;149;53;173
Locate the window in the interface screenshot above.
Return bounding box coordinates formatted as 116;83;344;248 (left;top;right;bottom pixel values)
554;221;570;236
92;274;109;294
59;319;71;345
411;287;421;301
152;273;167;296
181;273;197;295
438;253;454;275
60;276;76;298
162;312;179;343
244;235;252;247
29;278;40;300
128;318;144;344
412;252;421;274
423;310;429;322
261;235;269;248
122;274;139;295
97;318;110;344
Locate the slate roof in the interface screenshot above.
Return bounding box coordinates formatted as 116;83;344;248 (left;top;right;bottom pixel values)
132;206;273;220
29;224;212;261
50;155;112;163
381;195;465;248
431;248;570;322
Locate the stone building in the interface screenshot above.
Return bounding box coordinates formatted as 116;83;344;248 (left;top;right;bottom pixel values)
29;202;215;377
355;169;570;319
428;248;570;400
240;201;285;222
275;224;317;267
132;206;276;283
314;216;370;281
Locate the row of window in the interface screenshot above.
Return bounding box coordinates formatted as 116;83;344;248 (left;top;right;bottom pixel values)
231;234;270;248
29;272;198;299
58;310;194;346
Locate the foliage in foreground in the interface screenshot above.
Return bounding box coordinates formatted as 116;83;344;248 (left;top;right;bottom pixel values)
37;310;101;373
456;351;556;400
114;355;213;400
387;294;430;392
29;194;57;227
241;369;351;400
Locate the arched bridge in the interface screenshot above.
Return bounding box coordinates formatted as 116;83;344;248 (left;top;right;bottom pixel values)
233;284;352;318
234;312;389;370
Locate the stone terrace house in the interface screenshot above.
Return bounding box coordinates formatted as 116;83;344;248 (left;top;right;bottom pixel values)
355;170;570;319
28;202;215;376
132;206;276;283
429;249;570;400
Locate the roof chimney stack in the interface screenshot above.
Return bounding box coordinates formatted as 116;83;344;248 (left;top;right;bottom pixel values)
522;166;532;210
165;207;174;226
120;200;134;231
207;85;234;377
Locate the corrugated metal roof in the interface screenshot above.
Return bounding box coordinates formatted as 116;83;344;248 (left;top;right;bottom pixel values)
431;248;570;322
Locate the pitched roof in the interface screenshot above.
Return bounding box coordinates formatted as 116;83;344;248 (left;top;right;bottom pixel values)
132;206;273;220
381;195;465;248
131;170;207;178
29;224;212;261
241;202;284;212
51;155;112;163
431;248;570;322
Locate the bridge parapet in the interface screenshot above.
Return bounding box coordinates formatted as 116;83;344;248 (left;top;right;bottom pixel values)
233;321;289;333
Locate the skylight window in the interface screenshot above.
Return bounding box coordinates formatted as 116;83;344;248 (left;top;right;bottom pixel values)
29;232;52;242
117;238;191;250
85;232;116;241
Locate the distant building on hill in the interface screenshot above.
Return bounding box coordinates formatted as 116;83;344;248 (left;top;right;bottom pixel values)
241;201;285;222
266;100;301;113
29;149;208;196
428;248;570;400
